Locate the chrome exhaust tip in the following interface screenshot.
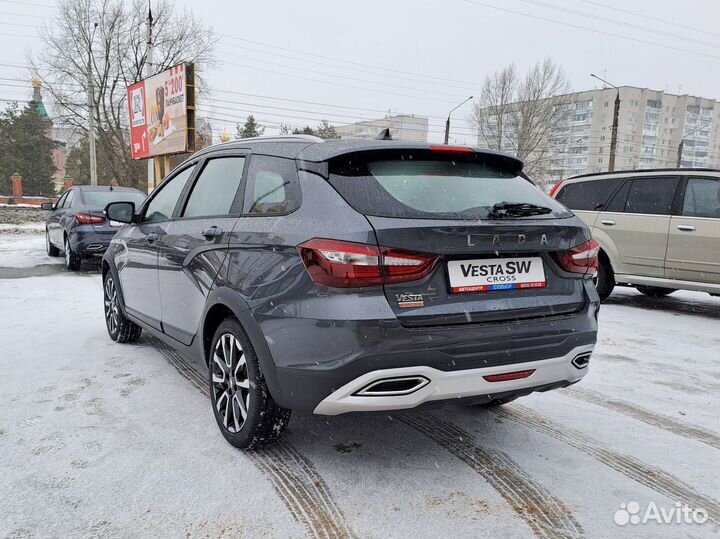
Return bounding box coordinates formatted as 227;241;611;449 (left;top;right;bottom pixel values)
572;353;591;369
354;376;430;397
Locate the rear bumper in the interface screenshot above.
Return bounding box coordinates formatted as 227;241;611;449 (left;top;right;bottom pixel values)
69;228;116;256
263;293;598;412
313;344;592;415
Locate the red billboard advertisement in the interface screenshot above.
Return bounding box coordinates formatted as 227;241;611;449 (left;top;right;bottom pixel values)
127;63;195;159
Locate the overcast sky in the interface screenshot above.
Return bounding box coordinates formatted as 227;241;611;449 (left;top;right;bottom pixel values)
2;0;720;144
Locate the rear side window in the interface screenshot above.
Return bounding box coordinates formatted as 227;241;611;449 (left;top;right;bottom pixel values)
328;152;571;220
244;155;300;214
82;190;146;208
555;179;624;211
183;157;246;217
624;177;680;215
682;178;720;218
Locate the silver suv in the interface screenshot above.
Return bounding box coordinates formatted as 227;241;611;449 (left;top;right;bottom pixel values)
552;169;720;299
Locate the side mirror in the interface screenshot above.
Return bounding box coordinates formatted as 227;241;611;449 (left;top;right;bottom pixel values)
104;201;136;224
40;202;55;210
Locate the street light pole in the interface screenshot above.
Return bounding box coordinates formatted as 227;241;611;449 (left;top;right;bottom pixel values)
591;74;620;172
444;96;473;145
145;1;155;192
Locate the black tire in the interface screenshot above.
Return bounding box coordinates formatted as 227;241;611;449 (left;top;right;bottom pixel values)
636;285;676;298
103;272;142;343
209;318;291;449
46;230;60;257
594;255;615;300
64;235;81;271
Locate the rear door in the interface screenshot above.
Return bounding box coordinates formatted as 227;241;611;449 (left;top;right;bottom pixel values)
327;149;591;327
666;176;720;283
594;176;679;277
554;177;625;228
156;154;246;345
118;164;196;328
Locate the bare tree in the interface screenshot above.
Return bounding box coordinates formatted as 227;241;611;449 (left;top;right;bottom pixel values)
31;0;215;188
470;59;571;179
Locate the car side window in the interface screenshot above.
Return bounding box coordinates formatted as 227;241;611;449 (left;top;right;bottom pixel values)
244;155;300;214
682;178;720;218
63;191;75;209
555;179;624;211
55;191;69;209
143;166;196;223
605;180;630;212
182;157;246;218
624;177;679;216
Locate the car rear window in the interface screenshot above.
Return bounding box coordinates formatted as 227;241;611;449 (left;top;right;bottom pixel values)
555;178;624;211
328;152;571;220
82;190;146;208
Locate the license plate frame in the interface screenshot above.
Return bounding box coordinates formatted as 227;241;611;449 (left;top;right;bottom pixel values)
447;256;547;294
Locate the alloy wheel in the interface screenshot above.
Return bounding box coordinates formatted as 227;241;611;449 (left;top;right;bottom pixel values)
211;333;250;433
104;276;119;335
64;238;71;267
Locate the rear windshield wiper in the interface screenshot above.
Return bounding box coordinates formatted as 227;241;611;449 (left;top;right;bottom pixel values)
487;201;553;219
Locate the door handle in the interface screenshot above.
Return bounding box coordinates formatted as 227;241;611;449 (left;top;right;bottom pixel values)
677;225;696;232
600;219;616;226
146;232;159;242
202;226;223;239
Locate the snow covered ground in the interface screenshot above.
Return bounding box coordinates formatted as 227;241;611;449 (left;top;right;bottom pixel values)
1;237;719;539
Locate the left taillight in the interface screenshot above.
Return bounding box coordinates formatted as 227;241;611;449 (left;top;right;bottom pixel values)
552;239;600;276
297;238;438;288
75;213;106;225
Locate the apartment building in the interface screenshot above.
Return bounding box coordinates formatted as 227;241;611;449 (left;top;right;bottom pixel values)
477;86;720;182
336;114;429;143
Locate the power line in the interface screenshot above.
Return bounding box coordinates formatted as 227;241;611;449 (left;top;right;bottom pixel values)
576;0;720;40
218;50;472;99
462;0;720;62
217;33;484;87
217;40;478;92
0;0;55;8
512;0;720;51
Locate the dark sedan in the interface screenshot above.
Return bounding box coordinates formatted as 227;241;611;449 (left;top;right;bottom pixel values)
42;186;146;270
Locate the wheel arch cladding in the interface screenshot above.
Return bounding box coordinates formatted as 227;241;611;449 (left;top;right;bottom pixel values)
201;287;285;406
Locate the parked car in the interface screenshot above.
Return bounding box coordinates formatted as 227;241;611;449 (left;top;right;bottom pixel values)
102;136;599;449
42;186;147;270
552;168;720;300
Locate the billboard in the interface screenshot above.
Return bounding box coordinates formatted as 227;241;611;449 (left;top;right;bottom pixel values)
127;63;196;159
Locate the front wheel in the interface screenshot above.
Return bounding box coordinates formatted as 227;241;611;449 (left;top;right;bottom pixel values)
636;285;676;298
209;318;290;449
64;236;81;271
103;273;142;343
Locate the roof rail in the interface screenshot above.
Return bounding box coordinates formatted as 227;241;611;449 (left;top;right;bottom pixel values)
567;167;720;180
232;134;325;144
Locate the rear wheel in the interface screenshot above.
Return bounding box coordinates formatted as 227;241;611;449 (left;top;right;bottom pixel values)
594;255;615;300
636;285;676;298
64;236;81;271
46;230;60;257
209;318;290;449
103;273;142;343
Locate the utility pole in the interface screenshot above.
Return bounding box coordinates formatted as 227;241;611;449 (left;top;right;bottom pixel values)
676;139;684;168
591;74;620;172
145;1;155;192
444;96;473;145
87;9;98;185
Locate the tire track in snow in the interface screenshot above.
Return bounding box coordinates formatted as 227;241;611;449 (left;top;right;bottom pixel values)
148;337;357;539
398;411;584;539
564;387;720;451
496;404;720;525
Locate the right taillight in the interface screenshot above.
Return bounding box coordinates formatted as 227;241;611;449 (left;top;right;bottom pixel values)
297;238;437;288
552;239;600;276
